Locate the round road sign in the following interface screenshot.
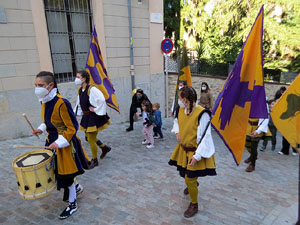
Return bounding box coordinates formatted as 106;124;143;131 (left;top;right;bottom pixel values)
161;38;174;54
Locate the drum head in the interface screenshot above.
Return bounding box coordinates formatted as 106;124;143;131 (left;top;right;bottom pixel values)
15;152;51;167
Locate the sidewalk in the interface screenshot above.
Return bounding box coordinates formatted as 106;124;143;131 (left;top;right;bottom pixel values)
0;118;298;225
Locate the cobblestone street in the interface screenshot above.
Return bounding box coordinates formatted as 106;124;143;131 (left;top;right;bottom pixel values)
0;118;298;225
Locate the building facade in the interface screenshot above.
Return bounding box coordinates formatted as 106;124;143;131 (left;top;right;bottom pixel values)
0;0;164;140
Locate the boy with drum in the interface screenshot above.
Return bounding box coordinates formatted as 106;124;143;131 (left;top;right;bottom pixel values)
32;71;90;219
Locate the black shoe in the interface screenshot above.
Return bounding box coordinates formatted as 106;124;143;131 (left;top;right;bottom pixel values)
126;127;133;132
59;201;77;220
100;145;111;159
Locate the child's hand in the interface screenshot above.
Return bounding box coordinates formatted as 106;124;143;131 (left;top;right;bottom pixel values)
32;129;42;136
48;142;59;149
176;133;181;142
188;157;197;166
89;106;95;112
250;131;258;138
136;112;140;117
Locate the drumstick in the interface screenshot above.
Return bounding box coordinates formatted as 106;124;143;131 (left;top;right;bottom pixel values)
13;145;51;150
22;113;39;139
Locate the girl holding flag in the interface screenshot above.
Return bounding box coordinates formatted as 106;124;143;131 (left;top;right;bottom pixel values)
169;86;216;218
74;71;111;168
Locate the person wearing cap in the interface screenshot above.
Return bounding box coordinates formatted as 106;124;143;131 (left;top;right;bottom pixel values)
126;89;150;132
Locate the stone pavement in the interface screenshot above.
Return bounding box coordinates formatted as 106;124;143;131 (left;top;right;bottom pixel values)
0;118;298;225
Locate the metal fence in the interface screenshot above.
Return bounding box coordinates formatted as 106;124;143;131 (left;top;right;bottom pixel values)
44;0;93;83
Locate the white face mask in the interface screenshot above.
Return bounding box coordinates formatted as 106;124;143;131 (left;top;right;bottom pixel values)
179;86;183;90
201;86;207;91
178;99;185;108
74;78;82;85
35;85;49;99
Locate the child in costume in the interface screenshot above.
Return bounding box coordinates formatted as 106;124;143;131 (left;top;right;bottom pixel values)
32;71;90;219
74;71;111;168
169;86;216;218
140;100;155;149
244;117;270;172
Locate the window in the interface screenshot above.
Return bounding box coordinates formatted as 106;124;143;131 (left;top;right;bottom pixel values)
44;0;93;83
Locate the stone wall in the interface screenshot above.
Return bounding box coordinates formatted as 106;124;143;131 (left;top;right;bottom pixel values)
167;73;288;111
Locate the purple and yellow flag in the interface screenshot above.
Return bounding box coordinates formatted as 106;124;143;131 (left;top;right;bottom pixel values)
271;74;300;149
85;26;120;113
211;6;268;165
172;42;192;113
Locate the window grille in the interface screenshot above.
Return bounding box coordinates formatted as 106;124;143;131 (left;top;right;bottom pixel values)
44;0;93;83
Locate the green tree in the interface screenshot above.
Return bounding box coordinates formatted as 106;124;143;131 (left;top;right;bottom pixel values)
165;0;300;72
164;0;181;49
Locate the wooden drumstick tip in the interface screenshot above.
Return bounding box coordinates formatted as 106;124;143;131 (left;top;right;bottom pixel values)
22;113;40;139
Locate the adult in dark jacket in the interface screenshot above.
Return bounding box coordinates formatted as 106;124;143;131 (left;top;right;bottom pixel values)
274;86;286;100
126;89;150;131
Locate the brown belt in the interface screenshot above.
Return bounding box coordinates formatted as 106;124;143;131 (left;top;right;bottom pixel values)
248;121;258;126
83;111;91;116
181;144;197;152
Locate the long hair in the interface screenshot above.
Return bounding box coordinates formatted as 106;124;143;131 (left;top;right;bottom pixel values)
201;82;210;93
179;86;197;113
36;71;59;92
141;100;152;113
78;70;90;84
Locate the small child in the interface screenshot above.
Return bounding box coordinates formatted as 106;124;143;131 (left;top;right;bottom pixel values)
152;102;164;139
141;100;155;149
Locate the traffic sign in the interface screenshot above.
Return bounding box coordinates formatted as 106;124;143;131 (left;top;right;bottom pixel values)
161;38;174;54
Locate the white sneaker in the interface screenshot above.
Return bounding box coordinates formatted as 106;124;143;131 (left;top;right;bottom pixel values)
142;140;149;145
292;152;298;156
153;136;159;139
75;184;83;195
59;201;77;220
146;144;154;149
278;151;283;155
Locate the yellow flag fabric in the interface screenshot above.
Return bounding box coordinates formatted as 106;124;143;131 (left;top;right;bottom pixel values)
211;6;267;165
271;74;300;149
178;42;192;87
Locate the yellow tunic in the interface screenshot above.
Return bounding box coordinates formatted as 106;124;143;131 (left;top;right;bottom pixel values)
41;94;90;179
169;106;216;178
246;118;272;138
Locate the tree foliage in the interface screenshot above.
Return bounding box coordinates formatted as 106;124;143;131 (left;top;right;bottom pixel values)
164;0;300;72
164;0;181;49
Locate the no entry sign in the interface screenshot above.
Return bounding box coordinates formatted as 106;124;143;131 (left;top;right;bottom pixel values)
161;38;174;54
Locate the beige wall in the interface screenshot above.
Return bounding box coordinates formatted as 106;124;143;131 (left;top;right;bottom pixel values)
92;0;107;67
30;0;53;72
149;0;164;75
0;0;165;140
0;0;40;91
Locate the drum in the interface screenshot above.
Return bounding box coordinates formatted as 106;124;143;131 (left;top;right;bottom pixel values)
12;149;56;200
